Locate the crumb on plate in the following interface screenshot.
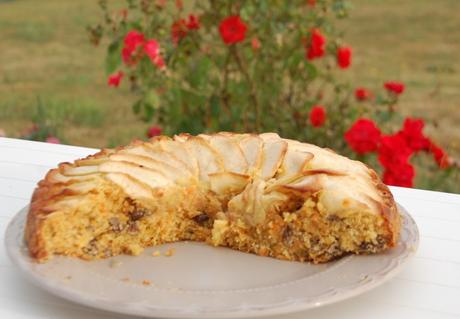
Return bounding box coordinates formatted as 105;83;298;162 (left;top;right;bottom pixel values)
164;248;175;257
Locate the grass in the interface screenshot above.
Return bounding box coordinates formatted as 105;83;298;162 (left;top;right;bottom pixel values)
0;0;459;192
0;0;144;148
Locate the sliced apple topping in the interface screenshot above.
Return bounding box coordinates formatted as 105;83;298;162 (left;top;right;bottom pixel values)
227;177;288;225
47;170;95;184
99;161;170;189
259;139;288;180
207;134;248;174
158;139;199;176
105;172;153;199
184;137;225;181
75;157;109;166
122;145;193;176
239;135;263;173
61;165;99;176
279;175;324;193
259;132;280;141
278;148;314;178
208;172;250;194
109;153;193;183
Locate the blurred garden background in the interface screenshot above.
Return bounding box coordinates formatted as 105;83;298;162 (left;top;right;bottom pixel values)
0;0;459;192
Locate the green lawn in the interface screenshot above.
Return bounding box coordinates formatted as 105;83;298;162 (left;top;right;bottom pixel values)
0;0;459;190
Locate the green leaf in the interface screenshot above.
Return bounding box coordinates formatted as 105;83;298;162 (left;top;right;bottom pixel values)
286;51;304;72
144;90;160;109
375;110;393;123
143;103;154;122
105;40;122;75
304;62;318;80
188;57;212;89
210;95;220;118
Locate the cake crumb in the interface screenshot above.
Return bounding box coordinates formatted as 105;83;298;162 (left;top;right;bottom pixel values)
142;279;151;286
164;248;175;257
109;260;122;268
121;277;130;282
65;275;72;281
151;250;161;257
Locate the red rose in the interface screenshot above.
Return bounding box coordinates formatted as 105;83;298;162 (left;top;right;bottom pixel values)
144;39;165;69
306;28;325;60
398;118;431;152
429;142;450;169
186;15;200;30
307;0;316;6
355;87;372;101
171;19;188;44
219;16;248;45
378;134;413;170
309;105;326;127
251;37;261;51
122;30;145;65
107;71;124;87
382;162;415;188
45;136;61;144
146;125;162;138
154;56;165;69
144;39;159;60
337;46;352;69
344;119;381;154
384;81;405;95
124;30;144;49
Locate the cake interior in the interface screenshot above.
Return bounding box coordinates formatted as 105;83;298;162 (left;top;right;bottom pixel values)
34;179;391;263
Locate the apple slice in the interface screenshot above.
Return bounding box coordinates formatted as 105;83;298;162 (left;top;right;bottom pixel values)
239;135;263;172
105;172;153;199
99;161;170;189
122;145;192;175
259;132;280;141
280;175;323;193
109;153;192;183
207;135;248;174
208;172;250;194
46;170;94;184
61;164;99;176
259;139;288;180
278;148;314;178
184;137;225;181
158;139;199;176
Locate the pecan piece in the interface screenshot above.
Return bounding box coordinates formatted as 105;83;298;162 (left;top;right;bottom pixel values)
193;213;209;224
127;221;140;233
130;209;146;221
109;217;123;232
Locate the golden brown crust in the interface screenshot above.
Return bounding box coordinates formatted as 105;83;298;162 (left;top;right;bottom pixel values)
25;149;113;261
367;168;400;247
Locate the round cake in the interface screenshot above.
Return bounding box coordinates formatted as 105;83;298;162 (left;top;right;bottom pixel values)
26;132;400;263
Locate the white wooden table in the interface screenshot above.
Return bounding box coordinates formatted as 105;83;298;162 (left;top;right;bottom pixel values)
0;137;459;319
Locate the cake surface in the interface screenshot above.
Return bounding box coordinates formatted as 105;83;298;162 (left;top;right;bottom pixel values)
26;132;400;263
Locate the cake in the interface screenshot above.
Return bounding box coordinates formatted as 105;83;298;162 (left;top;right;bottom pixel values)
25;132;400;263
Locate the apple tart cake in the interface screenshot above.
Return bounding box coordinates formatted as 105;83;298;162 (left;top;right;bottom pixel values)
26;132;400;263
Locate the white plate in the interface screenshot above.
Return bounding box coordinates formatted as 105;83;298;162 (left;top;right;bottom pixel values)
5;204;419;318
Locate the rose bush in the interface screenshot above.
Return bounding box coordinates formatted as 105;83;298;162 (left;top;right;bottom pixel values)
88;0;459;190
